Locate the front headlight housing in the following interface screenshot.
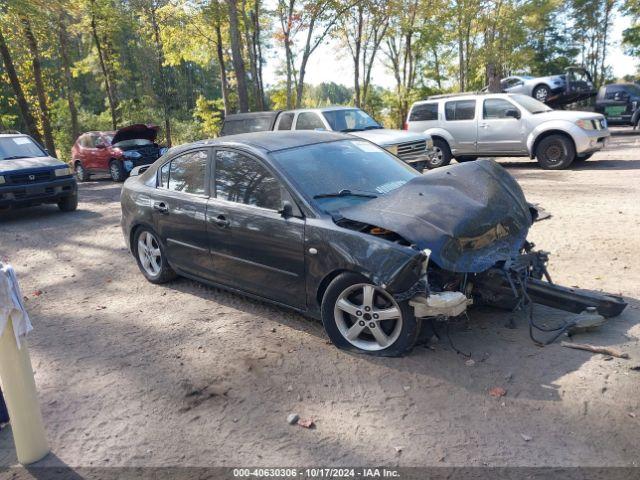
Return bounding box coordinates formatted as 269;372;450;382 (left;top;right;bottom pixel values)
575;119;595;130
385;145;398;155
54;167;72;177
0;175;5;185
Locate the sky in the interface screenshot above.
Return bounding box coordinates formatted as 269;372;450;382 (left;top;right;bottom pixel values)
262;12;638;89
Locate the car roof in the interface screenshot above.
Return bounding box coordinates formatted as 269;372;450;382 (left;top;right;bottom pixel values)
412;92;519;106
168;131;353;156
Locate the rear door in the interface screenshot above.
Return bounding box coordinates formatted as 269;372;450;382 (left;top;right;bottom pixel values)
206;148;306;308
94;134;112;171
443;99;478;155
152;148;213;279
477;98;526;154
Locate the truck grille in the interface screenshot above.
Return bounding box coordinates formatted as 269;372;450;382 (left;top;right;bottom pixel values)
6;170;53;185
397;140;427;160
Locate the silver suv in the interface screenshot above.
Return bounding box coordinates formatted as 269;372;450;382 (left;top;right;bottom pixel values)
406;93;609;169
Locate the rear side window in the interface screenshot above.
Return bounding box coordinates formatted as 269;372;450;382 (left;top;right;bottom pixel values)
159;150;208;195
409;103;438;121
295;113;325;130
277;113;295;130
445;100;476;121
215;150;282;210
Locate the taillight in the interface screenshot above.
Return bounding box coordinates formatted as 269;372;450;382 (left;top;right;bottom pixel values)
403;122;408;130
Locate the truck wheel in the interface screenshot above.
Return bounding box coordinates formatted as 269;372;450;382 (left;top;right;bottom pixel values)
109;160;126;182
533;84;551;103
429;139;453;169
536;134;575;170
58;193;78;212
74;161;90;182
320;272;421;357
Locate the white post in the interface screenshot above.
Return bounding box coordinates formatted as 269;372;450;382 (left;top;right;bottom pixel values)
0;264;49;465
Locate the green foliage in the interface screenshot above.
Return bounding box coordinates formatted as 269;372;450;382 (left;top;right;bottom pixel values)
194;95;225;138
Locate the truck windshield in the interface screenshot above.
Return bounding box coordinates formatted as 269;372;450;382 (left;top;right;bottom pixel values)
270;139;419;212
0;136;47;160
322;109;382;132
511;94;552;114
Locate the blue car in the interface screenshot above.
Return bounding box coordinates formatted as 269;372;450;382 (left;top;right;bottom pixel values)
0;133;77;212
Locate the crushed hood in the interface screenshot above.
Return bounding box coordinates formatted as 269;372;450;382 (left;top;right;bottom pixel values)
0;156;65;174
112;124;159;145
349;129;428;147
336;160;533;273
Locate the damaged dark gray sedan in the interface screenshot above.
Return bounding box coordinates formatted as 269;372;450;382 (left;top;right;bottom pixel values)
121;131;626;356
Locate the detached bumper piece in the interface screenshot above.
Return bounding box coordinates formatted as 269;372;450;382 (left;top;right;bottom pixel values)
473;251;627;344
410;291;469;318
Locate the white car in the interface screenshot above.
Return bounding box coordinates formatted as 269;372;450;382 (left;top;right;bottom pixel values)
405;93;609;169
221;107;436;171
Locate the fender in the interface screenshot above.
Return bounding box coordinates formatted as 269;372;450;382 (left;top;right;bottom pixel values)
526;120;582;158
423;127;456;148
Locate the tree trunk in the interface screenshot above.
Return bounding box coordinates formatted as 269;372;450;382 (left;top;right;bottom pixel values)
58;14;79;141
0;28;42;142
352;5;363;107
215;22;230;115
486;62;501;92
21;18;56;155
226;0;249;112
251;3;265;109
90;6;118;129
150;5;172;146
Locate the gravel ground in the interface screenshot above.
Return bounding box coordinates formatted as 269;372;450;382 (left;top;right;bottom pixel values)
0;128;639;468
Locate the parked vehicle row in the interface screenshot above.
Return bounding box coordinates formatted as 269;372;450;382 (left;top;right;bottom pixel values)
406;93;609;169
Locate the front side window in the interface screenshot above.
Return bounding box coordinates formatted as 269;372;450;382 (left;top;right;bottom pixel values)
215;150;282;210
277;113;295;130
444;100;476;121
158;150;208;195
0;136;47;160
295;112;326;130
409;103;438;121
483;99;518;119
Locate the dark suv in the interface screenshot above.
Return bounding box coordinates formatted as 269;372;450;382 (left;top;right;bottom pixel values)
595;83;640;127
71;124;164;182
0;133;77;211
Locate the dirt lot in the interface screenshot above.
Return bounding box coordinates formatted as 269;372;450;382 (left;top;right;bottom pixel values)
1;129;639;468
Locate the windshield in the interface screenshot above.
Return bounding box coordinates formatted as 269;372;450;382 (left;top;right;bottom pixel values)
270;139;419;212
0;136;47;160
322;109;382;132
510;94;552;114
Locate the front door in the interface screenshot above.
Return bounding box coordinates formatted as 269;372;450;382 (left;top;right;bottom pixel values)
152;148;213;278
442;99;478;155
477;98;526;154
206;148;306;309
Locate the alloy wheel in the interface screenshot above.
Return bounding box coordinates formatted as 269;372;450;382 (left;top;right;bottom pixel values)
333;283;403;351
430;147;444;167
137;231;162;277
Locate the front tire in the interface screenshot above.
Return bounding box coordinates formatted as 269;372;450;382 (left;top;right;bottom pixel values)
58;193;78;212
533;84;551;103
429;138;453;169
321;273;420;356
133;228;177;284
455;156;477;163
109;160;127;182
574;153;594;162
535;134;576;170
74;161;90;182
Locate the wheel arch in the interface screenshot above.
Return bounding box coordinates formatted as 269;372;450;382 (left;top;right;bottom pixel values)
316;268;368;307
128;221;156;255
529;129;576;159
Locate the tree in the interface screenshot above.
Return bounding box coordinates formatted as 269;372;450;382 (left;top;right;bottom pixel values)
58;12;79;141
226;0;250;111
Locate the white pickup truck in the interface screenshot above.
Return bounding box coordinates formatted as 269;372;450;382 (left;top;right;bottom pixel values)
221;107;437;171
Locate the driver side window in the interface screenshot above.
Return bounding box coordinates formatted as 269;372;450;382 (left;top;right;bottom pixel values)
483;99;518;119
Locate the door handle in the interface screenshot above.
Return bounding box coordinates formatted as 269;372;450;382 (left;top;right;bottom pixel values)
153;202;169;214
214;214;230;228
479;123;490;128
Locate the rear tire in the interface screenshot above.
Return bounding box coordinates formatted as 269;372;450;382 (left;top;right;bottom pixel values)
74;161;90;182
535;134;576;170
133;228;177;284
455;156;477;163
429;138;453;169
109;160;127;182
533;84;551;103
321;272;420;357
58;193;78;212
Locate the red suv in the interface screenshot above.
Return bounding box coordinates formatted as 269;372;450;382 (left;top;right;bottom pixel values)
71;124;164;182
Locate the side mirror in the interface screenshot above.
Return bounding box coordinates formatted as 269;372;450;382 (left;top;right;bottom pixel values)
279;201;294;218
505;109;521;119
